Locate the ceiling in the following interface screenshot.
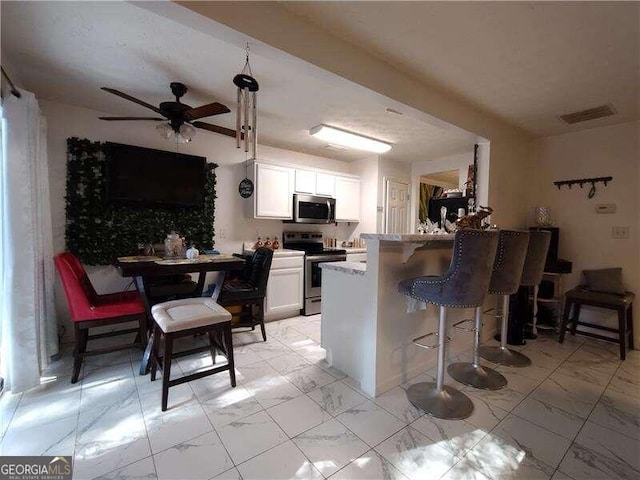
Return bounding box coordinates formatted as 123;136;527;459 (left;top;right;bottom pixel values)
282;1;640;137
0;1;480;163
4;2;636;162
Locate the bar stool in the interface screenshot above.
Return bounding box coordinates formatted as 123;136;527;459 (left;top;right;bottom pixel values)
398;229;499;419
150;298;236;411
522;231;552;339
449;230;530;387
479;230;550;366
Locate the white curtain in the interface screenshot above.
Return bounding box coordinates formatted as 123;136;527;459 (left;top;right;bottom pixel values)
1;90;58;393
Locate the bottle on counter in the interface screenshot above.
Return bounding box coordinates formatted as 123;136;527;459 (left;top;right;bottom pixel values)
264;237;272;249
254;237;263;249
271;236;280;250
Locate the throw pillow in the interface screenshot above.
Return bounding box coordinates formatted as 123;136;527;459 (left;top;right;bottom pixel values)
582;267;625;295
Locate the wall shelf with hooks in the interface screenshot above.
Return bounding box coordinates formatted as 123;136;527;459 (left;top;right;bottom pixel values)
553;176;612;199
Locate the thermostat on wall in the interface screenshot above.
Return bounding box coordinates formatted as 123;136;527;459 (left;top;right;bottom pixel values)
596;204;616;214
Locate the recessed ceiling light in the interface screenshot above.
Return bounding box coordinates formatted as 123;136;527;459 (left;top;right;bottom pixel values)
310;124;392;153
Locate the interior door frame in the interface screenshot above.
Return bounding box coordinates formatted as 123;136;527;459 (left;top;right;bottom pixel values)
383;177;410;234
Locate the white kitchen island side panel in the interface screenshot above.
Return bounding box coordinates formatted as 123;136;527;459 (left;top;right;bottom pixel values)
321;236;489;397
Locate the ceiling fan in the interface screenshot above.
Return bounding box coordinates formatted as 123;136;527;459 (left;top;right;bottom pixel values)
99;82;239;142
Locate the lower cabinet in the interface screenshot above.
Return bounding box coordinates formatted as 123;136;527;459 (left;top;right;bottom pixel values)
265;256;304;317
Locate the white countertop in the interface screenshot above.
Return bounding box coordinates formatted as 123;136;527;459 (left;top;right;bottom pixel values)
360;233;455;242
320;261;367;276
343;247;367;254
242;243;305;257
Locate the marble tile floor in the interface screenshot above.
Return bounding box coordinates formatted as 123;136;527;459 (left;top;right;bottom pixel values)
1;314;638;480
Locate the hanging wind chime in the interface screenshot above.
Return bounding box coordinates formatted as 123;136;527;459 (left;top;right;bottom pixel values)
234;44;260;199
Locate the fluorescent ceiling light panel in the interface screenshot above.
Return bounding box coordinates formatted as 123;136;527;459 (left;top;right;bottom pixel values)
310;124;392;153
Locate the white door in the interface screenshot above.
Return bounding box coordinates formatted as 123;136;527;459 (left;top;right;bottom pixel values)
295;169;316;194
385;179;409;234
315;173;335;197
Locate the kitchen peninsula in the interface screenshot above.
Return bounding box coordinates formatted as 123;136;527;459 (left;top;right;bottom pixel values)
320;233;487;397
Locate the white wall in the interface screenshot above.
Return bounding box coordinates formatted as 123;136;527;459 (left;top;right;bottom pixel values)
532;121;640;344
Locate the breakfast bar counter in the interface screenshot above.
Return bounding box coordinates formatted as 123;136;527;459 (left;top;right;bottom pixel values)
321;233;487;397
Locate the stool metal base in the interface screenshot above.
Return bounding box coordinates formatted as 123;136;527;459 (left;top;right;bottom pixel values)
406;382;474;420
478;345;531;367
447;362;507;390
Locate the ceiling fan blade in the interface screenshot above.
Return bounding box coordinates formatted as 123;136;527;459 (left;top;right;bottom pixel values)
101;87;163;114
192;121;240;139
184;102;230;121
99;116;165;121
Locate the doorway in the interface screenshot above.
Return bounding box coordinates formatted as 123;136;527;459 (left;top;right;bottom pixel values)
384;179;410;234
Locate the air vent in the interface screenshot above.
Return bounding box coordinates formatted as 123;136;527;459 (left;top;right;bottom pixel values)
559;104;616;124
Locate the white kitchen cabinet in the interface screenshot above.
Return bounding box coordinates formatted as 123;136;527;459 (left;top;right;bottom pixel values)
346;253;367;263
294;169;316;194
315;173;336;197
294;170;335;197
265;256;304;317
335;176;361;222
253;163;294;219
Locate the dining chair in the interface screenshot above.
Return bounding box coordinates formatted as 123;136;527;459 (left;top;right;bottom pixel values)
217;247;274;341
54;252;147;383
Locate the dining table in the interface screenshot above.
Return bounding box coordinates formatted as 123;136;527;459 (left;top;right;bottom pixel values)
115;254;246;375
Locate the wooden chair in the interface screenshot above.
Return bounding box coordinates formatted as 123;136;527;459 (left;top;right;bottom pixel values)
217;247;274;341
54;252;147;383
559;286;634;360
149;298;235;411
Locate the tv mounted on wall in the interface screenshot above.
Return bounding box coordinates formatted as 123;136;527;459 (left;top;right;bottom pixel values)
105;142;206;208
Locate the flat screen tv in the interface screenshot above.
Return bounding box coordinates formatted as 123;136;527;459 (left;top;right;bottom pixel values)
105;142;206;208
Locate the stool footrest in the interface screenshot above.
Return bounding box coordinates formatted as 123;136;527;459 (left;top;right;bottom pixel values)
412;331;452;349
453;318;477;332
482;308;501;319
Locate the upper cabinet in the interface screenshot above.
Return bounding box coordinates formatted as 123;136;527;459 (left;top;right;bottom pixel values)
315;173;336;197
248;162;359;222
335;176;360;222
294;169;316;195
252;163;294;219
294;169;335;197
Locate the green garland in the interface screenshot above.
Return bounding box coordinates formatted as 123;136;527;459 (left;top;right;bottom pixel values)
65;137;216;265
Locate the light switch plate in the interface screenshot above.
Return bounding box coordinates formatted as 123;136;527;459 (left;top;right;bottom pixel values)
612;226;630;239
596;203;616;214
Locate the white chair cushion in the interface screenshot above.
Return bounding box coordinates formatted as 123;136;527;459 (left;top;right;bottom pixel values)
151;298;231;333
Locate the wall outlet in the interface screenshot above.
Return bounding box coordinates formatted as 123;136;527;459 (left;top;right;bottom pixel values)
218;226;227;240
596;203;617;214
612;226;629;239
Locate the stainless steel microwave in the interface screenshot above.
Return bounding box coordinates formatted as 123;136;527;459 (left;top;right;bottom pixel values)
292;194;336;224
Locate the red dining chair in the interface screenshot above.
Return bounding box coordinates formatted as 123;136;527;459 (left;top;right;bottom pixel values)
54;252;148;383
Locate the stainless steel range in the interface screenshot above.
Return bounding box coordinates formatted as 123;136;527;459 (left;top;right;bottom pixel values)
283;231;346;315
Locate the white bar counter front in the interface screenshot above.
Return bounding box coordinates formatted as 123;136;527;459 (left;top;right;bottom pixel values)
320;233;481;397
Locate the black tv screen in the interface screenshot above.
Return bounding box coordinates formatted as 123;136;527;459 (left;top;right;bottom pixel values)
105;142;206;208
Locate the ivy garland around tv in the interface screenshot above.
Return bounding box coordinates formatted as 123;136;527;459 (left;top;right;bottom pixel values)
65;137;216;265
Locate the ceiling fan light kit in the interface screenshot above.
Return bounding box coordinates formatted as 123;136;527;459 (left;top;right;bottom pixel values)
99;82;235;143
309;124;392;154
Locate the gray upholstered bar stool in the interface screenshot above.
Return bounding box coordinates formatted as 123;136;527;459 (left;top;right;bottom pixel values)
398;229;499;419
449;230;530;387
479;230;550;366
522;231;552;338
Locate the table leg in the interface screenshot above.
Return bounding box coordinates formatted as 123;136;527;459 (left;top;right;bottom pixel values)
133;275;154;375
